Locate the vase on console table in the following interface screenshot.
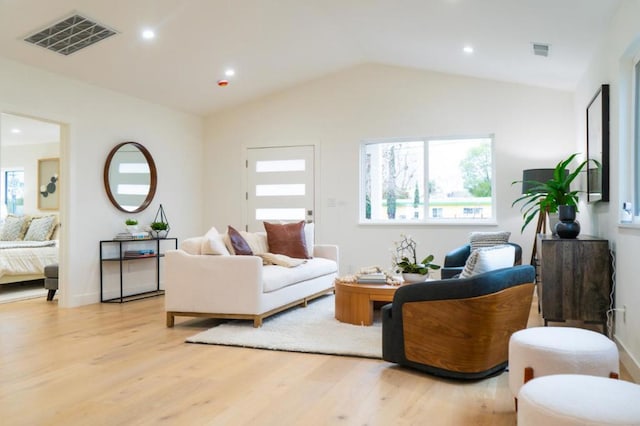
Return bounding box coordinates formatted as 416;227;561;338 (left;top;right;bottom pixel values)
554;205;580;239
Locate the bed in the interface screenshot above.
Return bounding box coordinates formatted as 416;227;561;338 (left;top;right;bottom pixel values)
0;214;59;285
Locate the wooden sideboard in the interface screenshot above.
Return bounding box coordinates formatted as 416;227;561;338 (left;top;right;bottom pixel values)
536;234;612;330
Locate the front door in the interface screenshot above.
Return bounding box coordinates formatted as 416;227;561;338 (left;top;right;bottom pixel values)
246;146;314;232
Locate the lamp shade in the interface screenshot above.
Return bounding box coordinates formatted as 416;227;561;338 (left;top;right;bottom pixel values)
521;168;557;194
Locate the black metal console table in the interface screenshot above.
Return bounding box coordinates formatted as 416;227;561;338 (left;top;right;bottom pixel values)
99;237;178;303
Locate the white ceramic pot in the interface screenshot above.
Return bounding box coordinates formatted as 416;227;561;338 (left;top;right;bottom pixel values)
402;273;428;283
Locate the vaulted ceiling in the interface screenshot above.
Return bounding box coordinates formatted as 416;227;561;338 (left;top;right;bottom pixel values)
0;0;621;116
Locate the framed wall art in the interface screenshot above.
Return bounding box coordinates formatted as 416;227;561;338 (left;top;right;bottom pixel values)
38;157;60;210
586;84;610;203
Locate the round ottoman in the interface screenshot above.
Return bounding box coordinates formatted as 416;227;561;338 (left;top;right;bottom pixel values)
518;374;640;426
508;327;619;400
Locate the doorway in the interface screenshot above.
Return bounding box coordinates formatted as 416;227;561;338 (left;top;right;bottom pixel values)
0;113;62;303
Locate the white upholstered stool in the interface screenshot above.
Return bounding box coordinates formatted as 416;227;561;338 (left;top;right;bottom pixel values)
508;327;619;406
517;374;640;426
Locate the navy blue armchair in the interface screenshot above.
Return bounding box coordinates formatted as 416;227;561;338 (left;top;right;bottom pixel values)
382;265;535;380
441;242;523;279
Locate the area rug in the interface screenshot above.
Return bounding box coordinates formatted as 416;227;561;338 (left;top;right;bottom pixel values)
186;294;382;359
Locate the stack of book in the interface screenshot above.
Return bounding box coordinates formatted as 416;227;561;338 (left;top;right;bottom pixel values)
114;232;134;240
356;272;388;284
124;249;155;258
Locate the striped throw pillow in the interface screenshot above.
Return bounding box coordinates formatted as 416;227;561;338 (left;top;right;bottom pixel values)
469;231;511;251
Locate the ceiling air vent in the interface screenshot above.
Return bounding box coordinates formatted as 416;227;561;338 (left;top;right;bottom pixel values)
532;43;550;57
24;13;117;56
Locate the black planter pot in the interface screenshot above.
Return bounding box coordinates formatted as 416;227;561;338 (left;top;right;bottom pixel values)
555;205;580;238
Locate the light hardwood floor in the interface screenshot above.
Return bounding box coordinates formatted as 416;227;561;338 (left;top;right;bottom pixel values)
0;293;633;426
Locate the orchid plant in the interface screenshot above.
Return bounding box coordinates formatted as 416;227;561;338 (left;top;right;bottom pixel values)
392;234;440;275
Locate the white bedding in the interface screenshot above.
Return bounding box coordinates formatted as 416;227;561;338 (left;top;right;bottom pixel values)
0;241;58;279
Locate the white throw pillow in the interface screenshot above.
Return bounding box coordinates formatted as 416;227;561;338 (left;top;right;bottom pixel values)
181;237;204;255
242;231;268;255
304;222;315;257
469;231;511;251
222;229;268;255
459;244;515;278
201;227;231;255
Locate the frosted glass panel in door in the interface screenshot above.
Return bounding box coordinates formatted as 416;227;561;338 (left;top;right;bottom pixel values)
246;146;314;232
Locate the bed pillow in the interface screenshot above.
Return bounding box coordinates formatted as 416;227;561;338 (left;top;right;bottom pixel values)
469;231;511;251
24;215;58;241
264;221;310;259
459;244;516;278
0;214;30;241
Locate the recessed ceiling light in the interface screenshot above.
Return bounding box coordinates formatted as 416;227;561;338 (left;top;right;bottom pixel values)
141;29;155;40
10;128;21;134
463;46;474;54
225;69;235;77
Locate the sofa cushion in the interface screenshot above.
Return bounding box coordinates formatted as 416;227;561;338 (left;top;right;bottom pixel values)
459;244;515;278
264;221;310;259
258;252;307;268
201;227;231;255
181;237;204;255
242;231;269;255
263;257;337;292
227;225;253;255
469;231;511;251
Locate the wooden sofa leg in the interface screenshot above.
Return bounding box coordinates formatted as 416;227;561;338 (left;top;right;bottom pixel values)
253;317;263;328
166;312;175;328
46;289;56;301
515;367;535;412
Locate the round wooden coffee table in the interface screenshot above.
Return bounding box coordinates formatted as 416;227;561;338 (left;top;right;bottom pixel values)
334;280;399;326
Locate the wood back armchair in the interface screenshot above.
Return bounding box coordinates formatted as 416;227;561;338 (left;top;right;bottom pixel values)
382;265;535;379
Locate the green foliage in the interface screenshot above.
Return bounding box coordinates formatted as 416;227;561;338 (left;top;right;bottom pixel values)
125;219;138;226
396;254;441;274
512;153;590;233
150;221;168;230
392;234;441;274
460;144;492;197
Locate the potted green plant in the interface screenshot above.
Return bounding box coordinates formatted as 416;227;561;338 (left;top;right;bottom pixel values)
150;221;169;238
392;234;440;283
512;153;590;234
125;218;138;233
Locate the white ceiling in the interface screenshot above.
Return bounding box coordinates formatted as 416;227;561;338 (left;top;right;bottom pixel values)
0;0;621;117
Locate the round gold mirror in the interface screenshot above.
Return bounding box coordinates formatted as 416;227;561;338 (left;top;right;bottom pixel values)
103;142;157;213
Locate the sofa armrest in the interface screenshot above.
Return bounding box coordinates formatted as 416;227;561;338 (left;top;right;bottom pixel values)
313;244;339;262
165;250;265;314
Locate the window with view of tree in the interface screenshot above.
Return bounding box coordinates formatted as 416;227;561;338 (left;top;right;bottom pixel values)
360;136;494;223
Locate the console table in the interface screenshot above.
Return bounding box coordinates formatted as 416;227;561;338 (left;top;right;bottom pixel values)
536;234;612;331
99;237;178;303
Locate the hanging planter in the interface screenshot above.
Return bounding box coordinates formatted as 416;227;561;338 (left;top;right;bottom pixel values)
150;204;170;238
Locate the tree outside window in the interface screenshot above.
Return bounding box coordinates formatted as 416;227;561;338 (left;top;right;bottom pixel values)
361;136;494;223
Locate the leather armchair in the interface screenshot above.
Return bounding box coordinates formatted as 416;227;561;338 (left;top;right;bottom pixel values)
441;242;523;279
382;265;535;380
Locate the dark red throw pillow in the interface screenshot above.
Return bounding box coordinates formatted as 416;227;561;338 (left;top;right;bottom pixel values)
263;221;310;259
227;226;253;255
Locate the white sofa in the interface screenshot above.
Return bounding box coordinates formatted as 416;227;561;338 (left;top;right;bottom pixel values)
165;234;338;327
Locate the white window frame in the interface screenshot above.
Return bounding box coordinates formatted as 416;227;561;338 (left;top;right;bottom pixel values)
634;55;640;219
359;135;496;225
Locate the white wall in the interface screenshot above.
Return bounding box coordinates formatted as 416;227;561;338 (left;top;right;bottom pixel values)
204;63;575;274
1;141;59;214
575;0;640;377
0;56;204;307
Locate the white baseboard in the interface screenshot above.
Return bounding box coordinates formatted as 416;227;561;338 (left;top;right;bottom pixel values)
615;335;640;383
